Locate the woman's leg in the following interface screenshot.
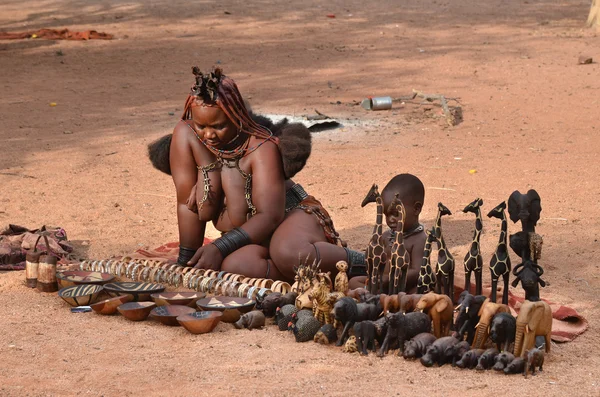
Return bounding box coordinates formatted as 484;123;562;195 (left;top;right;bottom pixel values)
268;210;348;280
221;244;286;280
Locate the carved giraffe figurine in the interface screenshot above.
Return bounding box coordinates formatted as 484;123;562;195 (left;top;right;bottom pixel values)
462;198;484;295
417;228;437;294
361;184;387;294
432;202;455;302
387;195;410;294
487;201;511;304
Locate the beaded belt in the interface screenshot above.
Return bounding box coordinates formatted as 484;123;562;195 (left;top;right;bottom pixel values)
285;183;309;213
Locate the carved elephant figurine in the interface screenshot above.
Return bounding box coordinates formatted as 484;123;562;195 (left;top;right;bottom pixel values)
400;293;422;314
415;292;453;338
380;292;406;315
454;292;487;345
507;189;541;234
471;299;510;349
513;300;552;358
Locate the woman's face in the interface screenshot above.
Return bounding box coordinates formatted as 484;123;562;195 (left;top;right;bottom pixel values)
191;104;238;147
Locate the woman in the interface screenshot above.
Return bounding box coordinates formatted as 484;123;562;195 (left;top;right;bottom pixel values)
148;67;365;282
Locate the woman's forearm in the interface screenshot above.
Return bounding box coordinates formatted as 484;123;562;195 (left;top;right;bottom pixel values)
239;211;284;245
177;203;207;248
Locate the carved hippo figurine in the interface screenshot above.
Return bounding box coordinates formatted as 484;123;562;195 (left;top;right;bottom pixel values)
472;299;511;348
378;311;431;357
257;292;298;317
420;336;460;367
489;312;516;352
234;310;266;330
402;332;437;360
445;341;471;367
524;348;544;378
314;324;338;345
493;352;516;371
504;357;526;375
400;293;422;313
475;347;499;371
456;348;485;369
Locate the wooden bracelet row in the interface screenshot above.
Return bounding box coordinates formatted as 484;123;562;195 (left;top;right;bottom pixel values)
78;258;292;296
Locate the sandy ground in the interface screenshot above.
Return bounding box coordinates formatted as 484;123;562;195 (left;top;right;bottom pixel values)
1;0;600;395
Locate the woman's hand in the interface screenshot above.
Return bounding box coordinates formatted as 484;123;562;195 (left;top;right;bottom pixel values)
189;244;223;270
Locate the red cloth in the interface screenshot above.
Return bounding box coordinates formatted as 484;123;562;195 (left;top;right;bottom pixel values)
0;29;113;40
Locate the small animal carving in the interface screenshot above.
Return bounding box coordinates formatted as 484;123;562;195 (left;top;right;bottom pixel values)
415;292;454;338
276;304;298;331
346;287;370;302
357;301;382;322
454;292;487;345
380;292;405;315
462;198;484;295
378;311;431;357
503;357;526;375
332;297;359;346
507;189;541;235
417;229;437;294
419;336;460;367
257;292;298;317
354;321;378;355
290;314;321;342
446;341;471;367
456;349;485;369
402;333;437;360
487;201;512;304
489;312;516;352
343;335;358;353
471;299;511;349
362;184;388;294
399;293;422;314
308;274;334;325
475;347;499;371
493;352;516;372
314;324;338;345
512;259;545;302
514;300;552;358
524;348;544;378
233;310;266;330
432;202;455;302
334;261;349;294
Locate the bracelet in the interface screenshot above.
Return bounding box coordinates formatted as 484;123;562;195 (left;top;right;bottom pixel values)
211;227;251;258
246;286;258;300
238;283;250;298
183;272;192;289
207;278;218;294
226;281;240;297
190;275;200;290
173;273;182;288
204;270;216;279
229;275;242;283
257;288;270;301
214;280;225;295
217;271;227;280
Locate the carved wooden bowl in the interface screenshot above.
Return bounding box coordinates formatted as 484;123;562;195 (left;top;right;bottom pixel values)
196;296;255;323
90;294;134;315
151;292;206;307
58;284;105;307
177;311;223;334
56;271;115;289
104;282;165;302
117;301;156;321
150;305;196;326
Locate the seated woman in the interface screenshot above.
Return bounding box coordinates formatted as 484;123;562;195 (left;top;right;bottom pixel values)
148;67;366;282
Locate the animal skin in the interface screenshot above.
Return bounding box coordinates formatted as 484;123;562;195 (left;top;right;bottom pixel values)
378;312;431;357
314;324;338;345
524;348;544;378
446;341;471;367
403;333;437;360
234;310;266;330
415;292;454;338
475;348;499;371
514;300;552;358
489;312;516;352
456;349;485;369
493;352;516;371
504;357;526;375
419;336;460;367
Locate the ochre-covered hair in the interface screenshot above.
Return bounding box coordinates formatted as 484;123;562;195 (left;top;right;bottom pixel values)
182;67;276;158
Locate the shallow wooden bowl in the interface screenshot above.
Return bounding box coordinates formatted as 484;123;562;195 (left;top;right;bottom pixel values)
196;296;255;323
58;284;104;307
151;292;206;307
150;305;196;326
117;301;156;321
104;282;165;302
56;271;115;289
90;294;134;315
177;311;223;334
